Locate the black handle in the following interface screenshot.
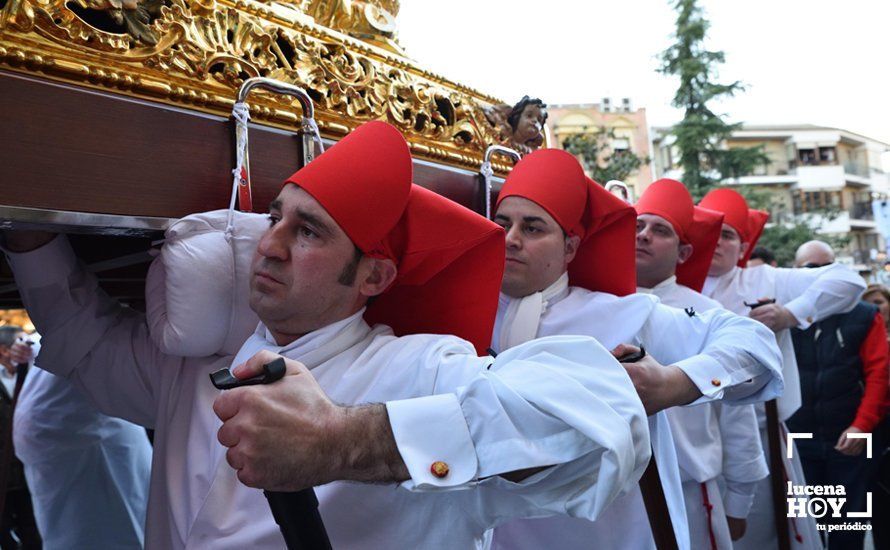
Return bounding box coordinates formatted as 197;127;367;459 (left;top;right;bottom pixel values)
209;357;287;390
618;345;647;364
210;357;333;549
265;490;332;550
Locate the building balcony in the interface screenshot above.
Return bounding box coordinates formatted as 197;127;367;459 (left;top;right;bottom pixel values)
794;165;848;190
850;201;875;221
724;174;797;186
852;248;873;265
844;162;871;177
726;165;872;189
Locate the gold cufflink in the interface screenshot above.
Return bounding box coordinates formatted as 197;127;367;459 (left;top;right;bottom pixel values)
430;461;450;478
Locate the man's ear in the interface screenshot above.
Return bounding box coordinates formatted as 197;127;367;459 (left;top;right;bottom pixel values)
564;234;582;265
360;257;398;298
677;243;694;265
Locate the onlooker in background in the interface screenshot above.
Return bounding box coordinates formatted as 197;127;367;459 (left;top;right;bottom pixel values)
10;335;152;550
863;284;890;337
0;326;40;550
748;246;777;268
861;283;890;550
787;241;889;550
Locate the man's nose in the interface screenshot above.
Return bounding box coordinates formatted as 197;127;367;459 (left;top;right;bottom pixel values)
257;225;288;260
505;225;522;248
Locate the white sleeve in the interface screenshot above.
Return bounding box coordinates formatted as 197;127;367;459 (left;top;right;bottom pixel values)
386;334;651;521
773;263;866;329
4;235;176;428
723;480;760;519
716;403;768;518
640;304;784;405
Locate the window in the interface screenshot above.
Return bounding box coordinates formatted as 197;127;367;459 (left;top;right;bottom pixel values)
612;138;630;153
662;147;673;169
797;191;842;213
798;149;817;165
818;147;836;164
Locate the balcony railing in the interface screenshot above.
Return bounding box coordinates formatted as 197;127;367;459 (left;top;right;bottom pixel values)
853;248;872;265
844;163;871;177
787;160;871;177
850;202;874;220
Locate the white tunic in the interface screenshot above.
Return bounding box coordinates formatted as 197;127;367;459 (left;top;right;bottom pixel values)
703;263;865;421
703;263;864;550
490;274;784;550
13;364;152;550
642;277;768;549
5;236;650;550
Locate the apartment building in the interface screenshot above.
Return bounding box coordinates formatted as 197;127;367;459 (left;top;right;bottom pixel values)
546;99;654;199
653;124;890;269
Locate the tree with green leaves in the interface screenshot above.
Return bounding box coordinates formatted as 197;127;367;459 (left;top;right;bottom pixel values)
562;127;650;184
658;0;767;199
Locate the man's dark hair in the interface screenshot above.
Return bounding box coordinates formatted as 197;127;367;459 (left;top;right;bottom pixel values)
507;96;548;132
750;246;775;265
0;326;23;348
337;245;364;286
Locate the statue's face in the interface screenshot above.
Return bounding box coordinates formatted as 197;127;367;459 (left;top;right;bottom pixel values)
513;104;545;145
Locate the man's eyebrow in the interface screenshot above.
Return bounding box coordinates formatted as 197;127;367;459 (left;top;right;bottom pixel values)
268;200;335;236
493;214;549;226
294;208;334;236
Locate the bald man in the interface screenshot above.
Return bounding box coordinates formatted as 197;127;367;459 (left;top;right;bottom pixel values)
788;240;888;549
793;240;834;268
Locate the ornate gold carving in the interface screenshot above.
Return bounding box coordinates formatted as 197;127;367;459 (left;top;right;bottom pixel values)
146;0;276;87
302;0;401;53
0;0;516;173
72;0;165;44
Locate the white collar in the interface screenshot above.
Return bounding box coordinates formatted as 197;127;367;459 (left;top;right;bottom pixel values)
637;275;677;295
251;308;371;370
703;266;740;297
498;272;570;350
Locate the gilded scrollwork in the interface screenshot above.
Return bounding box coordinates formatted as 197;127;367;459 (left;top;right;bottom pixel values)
0;0;517;171
147;0;275;87
301;0;401;53
0;0;41;33
70;0;165;44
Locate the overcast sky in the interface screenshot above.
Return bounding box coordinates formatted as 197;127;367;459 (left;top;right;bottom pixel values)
399;0;890;152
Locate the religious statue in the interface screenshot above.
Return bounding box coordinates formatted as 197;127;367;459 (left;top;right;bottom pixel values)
484;96;547;154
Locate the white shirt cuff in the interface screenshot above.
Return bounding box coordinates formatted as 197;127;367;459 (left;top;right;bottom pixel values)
723;482;758;518
784;298;817;330
674;354;728;403
386;394;478;490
